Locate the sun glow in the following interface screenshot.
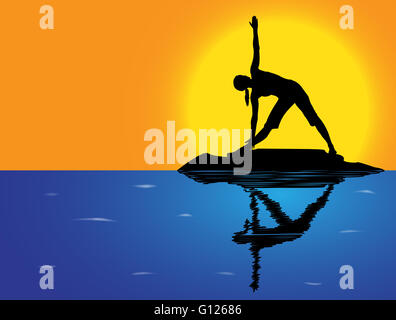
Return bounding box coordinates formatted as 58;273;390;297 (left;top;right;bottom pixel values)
183;17;374;161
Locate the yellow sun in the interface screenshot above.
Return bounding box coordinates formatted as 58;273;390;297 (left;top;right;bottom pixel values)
183;17;374;161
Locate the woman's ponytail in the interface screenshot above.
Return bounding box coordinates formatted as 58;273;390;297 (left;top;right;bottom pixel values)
245;89;250;106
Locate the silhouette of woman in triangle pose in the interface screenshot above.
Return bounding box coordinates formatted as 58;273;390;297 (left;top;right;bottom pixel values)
234;16;337;155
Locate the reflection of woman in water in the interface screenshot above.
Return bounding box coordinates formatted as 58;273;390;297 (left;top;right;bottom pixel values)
233;183;335;291
234;16;337;155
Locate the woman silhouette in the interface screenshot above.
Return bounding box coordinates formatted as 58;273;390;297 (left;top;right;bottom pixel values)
234;16;337;155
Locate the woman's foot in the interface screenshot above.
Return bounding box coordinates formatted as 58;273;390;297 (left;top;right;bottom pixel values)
328;147;337;156
328;147;344;160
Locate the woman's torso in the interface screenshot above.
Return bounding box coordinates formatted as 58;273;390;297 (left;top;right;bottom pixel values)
251;70;293;98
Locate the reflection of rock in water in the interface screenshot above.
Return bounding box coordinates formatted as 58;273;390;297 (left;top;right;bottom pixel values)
178;149;383;188
233;185;334;291
178;149;383;291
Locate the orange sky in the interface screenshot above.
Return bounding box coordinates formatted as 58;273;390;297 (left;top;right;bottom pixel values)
0;0;394;170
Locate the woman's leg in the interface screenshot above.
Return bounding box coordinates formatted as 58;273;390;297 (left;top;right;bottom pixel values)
252;98;293;147
295;89;336;154
314;117;336;154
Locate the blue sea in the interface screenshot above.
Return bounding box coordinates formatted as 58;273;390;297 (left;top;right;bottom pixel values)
0;170;395;299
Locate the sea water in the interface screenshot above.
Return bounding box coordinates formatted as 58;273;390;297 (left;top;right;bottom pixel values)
0;170;394;299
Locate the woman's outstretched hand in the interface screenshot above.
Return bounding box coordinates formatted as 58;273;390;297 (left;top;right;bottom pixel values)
249;16;258;29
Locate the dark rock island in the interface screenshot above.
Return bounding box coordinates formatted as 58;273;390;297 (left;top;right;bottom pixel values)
178;149;383;188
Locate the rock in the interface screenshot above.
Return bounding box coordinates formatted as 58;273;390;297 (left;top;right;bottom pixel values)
178;149;383;188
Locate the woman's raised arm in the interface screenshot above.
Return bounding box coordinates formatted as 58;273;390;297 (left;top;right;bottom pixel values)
250;16;260;74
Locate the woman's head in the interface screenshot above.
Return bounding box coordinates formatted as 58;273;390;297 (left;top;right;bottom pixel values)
233;75;251;106
233;75;251;91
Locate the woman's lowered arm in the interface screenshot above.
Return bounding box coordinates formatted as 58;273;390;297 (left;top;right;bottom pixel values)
250;97;259;139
